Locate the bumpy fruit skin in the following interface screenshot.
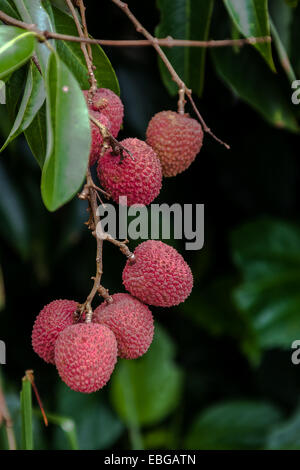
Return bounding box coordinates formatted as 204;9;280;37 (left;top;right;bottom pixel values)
97;138;162;206
32;299;78;364
55;323;117;393
94;293;154;359
146;111;203;177
123;240;193;307
89;110;111;166
83;88;123;138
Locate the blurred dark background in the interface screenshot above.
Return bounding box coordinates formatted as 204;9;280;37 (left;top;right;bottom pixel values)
1;0;300;450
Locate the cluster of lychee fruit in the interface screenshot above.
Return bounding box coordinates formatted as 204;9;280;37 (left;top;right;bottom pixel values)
31;87;200;393
32;240;193;393
83;87;204;205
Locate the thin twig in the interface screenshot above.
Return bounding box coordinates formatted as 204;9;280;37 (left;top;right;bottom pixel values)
54;36;271;48
77;168;104;321
76;0;93;62
109;0;230;148
0;8;270;48
0;385;16;450
96;222;135;260
0;10;271;49
65;0;97;95
31;54;42;75
89;114;134;160
25;370;48;427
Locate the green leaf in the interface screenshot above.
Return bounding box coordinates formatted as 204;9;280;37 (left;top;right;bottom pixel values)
4;65;27;121
41;52;91;211
231;218;300;351
50;0;72;15
110;325;183;428
0;0;20;17
156;0;214;97
185;401;282;450
24;103;47;168
35;410;79;450
0;26;36;80
223;0;275;71
51;6;120;94
270;19;296;82
0;163;30;258
212;45;298;132
54;383;123;450
267;406;300;449
13;0;55;73
179;278;259;363
20;376;33;450
0;63;45;152
269;0;295;82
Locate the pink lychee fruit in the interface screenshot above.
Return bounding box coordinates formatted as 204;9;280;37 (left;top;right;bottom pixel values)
146;110;203;177
97;137;162;206
122;240;193;307
94;293;154;359
89;110;111;166
83;88;123;138
55;323;117;393
32;299;78;364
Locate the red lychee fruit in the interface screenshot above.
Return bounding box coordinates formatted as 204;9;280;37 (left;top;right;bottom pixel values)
146;110;203;177
97;137;162;206
122;240;193;307
32;299;78;364
55;323;117;393
83;88;123;138
94;293;154;359
89;110;111;166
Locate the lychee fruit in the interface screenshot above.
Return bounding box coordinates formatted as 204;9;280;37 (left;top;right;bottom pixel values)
83;88;123;138
32;299;78;364
89;110;111;166
94;293;154;359
97;137;162;206
122;240;193;307
146;110;203;177
55;323;117;393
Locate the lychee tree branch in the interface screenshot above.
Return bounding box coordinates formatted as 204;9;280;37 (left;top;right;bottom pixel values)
65;1;135;320
76;0;93;64
109;0;230;149
77;168;105;322
0;10;271;50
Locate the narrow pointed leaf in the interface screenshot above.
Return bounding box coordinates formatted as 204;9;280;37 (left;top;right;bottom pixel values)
20;377;33;450
223;0;275;71
42;52;91;211
212;45;298;132
156;0;214;97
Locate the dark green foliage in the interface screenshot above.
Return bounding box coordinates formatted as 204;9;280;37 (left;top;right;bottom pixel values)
0;0;300;451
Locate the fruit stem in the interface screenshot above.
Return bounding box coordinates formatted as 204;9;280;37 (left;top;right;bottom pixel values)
89;114;135;161
110;0;230;149
80;168;105;321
